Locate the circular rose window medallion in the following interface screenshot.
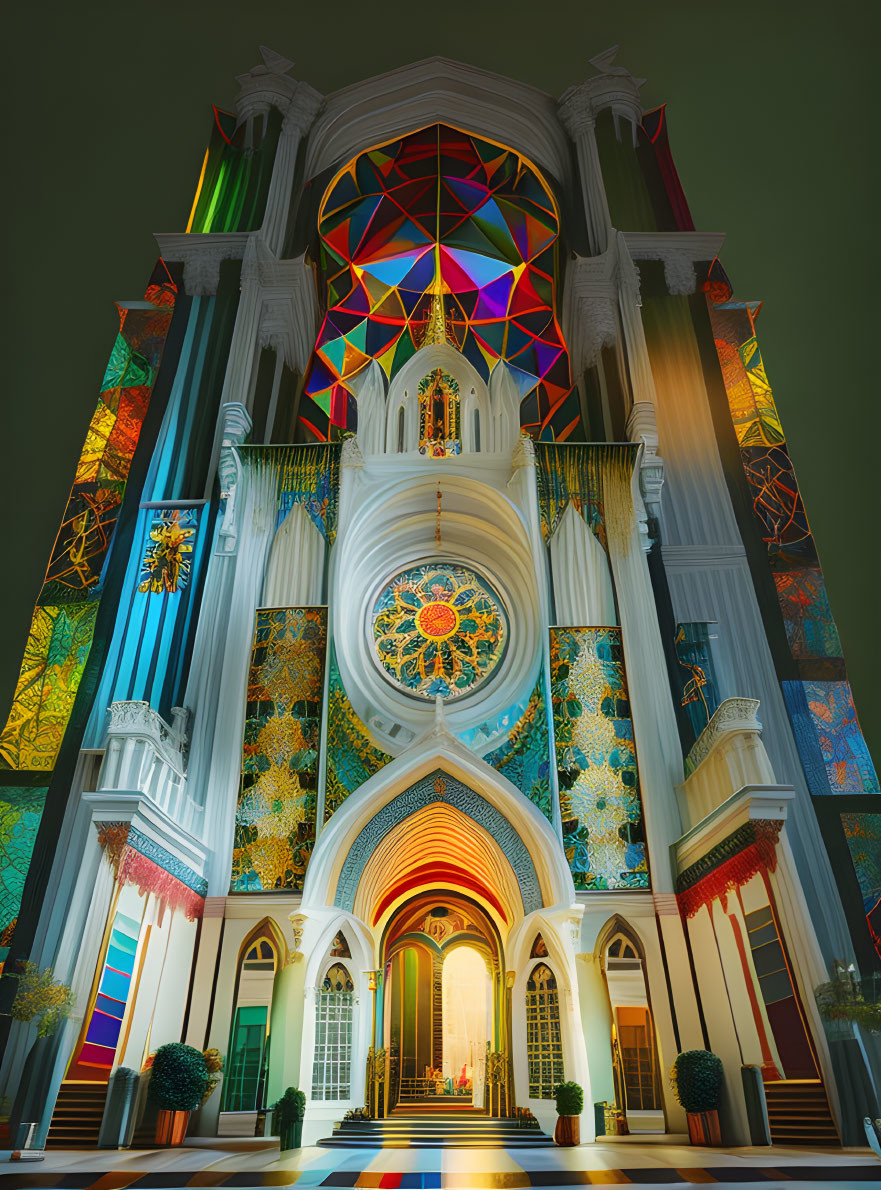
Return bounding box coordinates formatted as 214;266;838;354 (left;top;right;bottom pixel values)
415;601;459;640
372;563;508;699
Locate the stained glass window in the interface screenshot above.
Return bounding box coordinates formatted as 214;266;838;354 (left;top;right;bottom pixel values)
302;124;578;442
372;563;507;700
526;963;563;1099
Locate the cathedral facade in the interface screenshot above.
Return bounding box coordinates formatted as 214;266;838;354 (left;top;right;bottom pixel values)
0;49;878;1149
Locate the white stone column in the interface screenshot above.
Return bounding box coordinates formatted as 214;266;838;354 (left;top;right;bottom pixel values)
604;460;683;891
198;457;280;892
261;86;323;256
615;232;667;521
557;91;612;256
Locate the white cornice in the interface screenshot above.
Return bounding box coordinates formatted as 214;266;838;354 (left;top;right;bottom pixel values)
622;232;726;296
154;232;252;296
82;790;209;874
673;784;794;875
305;57;571;188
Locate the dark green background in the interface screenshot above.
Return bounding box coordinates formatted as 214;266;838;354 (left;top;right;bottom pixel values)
2;1;878;762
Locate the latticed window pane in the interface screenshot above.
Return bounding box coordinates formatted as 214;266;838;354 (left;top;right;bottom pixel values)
526;963;564;1099
312;964;354;1101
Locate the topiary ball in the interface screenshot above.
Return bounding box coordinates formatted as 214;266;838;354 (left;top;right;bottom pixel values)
554;1080;584;1116
147;1042;209;1112
671;1049;723;1113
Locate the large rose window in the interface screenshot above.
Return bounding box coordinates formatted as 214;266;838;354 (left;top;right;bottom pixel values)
372;563;508;700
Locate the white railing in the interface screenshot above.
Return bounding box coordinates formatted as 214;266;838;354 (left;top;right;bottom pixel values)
98;702;202;835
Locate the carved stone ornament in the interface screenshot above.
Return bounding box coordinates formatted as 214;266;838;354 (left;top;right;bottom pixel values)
216;402;253;556
511;430;536;468
106;700;189;772
622;232;727;297
627;402;665;518
558;46;646;147
153;233;251;298
289;912;307;956
686;697;763;774
252;245;319;373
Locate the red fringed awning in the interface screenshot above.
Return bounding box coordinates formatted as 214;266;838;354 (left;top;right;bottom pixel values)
678;821;781;918
97;823;205;921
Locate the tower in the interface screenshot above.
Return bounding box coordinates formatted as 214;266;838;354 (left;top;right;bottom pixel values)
0;46;877;1150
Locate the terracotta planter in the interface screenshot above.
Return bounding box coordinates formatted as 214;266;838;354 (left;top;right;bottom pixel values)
686;1109;722;1146
155;1108;190;1146
554;1114;581;1146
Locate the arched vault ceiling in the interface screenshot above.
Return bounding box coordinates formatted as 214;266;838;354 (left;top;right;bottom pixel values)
354;802;522;931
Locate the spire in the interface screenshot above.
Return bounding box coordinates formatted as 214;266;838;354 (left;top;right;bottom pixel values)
418;270;460;350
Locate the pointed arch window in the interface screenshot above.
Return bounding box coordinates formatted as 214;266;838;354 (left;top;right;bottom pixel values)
525;962;564;1099
312;961;355;1101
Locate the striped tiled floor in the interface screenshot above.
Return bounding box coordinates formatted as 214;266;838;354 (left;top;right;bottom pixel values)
2;1166;880;1188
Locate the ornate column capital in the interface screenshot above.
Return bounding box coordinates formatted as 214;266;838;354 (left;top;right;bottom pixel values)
282;82;324;137
557;84;597;139
153;232;251;297
235;45;298;121
559;48;646;147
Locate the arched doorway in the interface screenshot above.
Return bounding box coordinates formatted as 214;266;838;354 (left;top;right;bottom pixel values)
380;892;503;1112
599;921;663;1133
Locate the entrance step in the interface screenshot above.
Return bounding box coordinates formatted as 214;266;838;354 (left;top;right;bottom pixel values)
319;1111;554;1148
762;1079;840;1146
45;1081;108;1149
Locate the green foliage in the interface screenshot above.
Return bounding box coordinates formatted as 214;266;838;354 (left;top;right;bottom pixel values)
9;963;75;1037
147;1043;210;1112
670;1050;723;1113
271;1086;306;1133
815;965;881;1034
554;1081;584;1116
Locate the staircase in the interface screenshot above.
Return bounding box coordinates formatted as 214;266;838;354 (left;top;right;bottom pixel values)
319;1108;554;1148
45;1081;108;1148
763;1079;839;1146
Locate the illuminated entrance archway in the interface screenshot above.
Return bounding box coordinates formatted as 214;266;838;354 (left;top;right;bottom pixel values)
380;892;503;1112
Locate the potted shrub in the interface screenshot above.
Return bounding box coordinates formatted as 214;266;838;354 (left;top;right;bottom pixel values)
147;1043;210;1145
670;1050;723;1145
271;1087;306;1151
553;1080;584;1146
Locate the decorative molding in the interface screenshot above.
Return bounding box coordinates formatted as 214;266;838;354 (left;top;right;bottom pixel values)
558;47;646;147
660;543;748;569
153;232;251;296
106;701;188;772
306;57;572;189
626;402;664;519
333;768;543;915
252;243;319;373
652;893;680;916
674;818;783;918
561;245;619;373
216;403;252;555
234;46;324;124
685;697;762;774
622;232;727;296
511;432;536;468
